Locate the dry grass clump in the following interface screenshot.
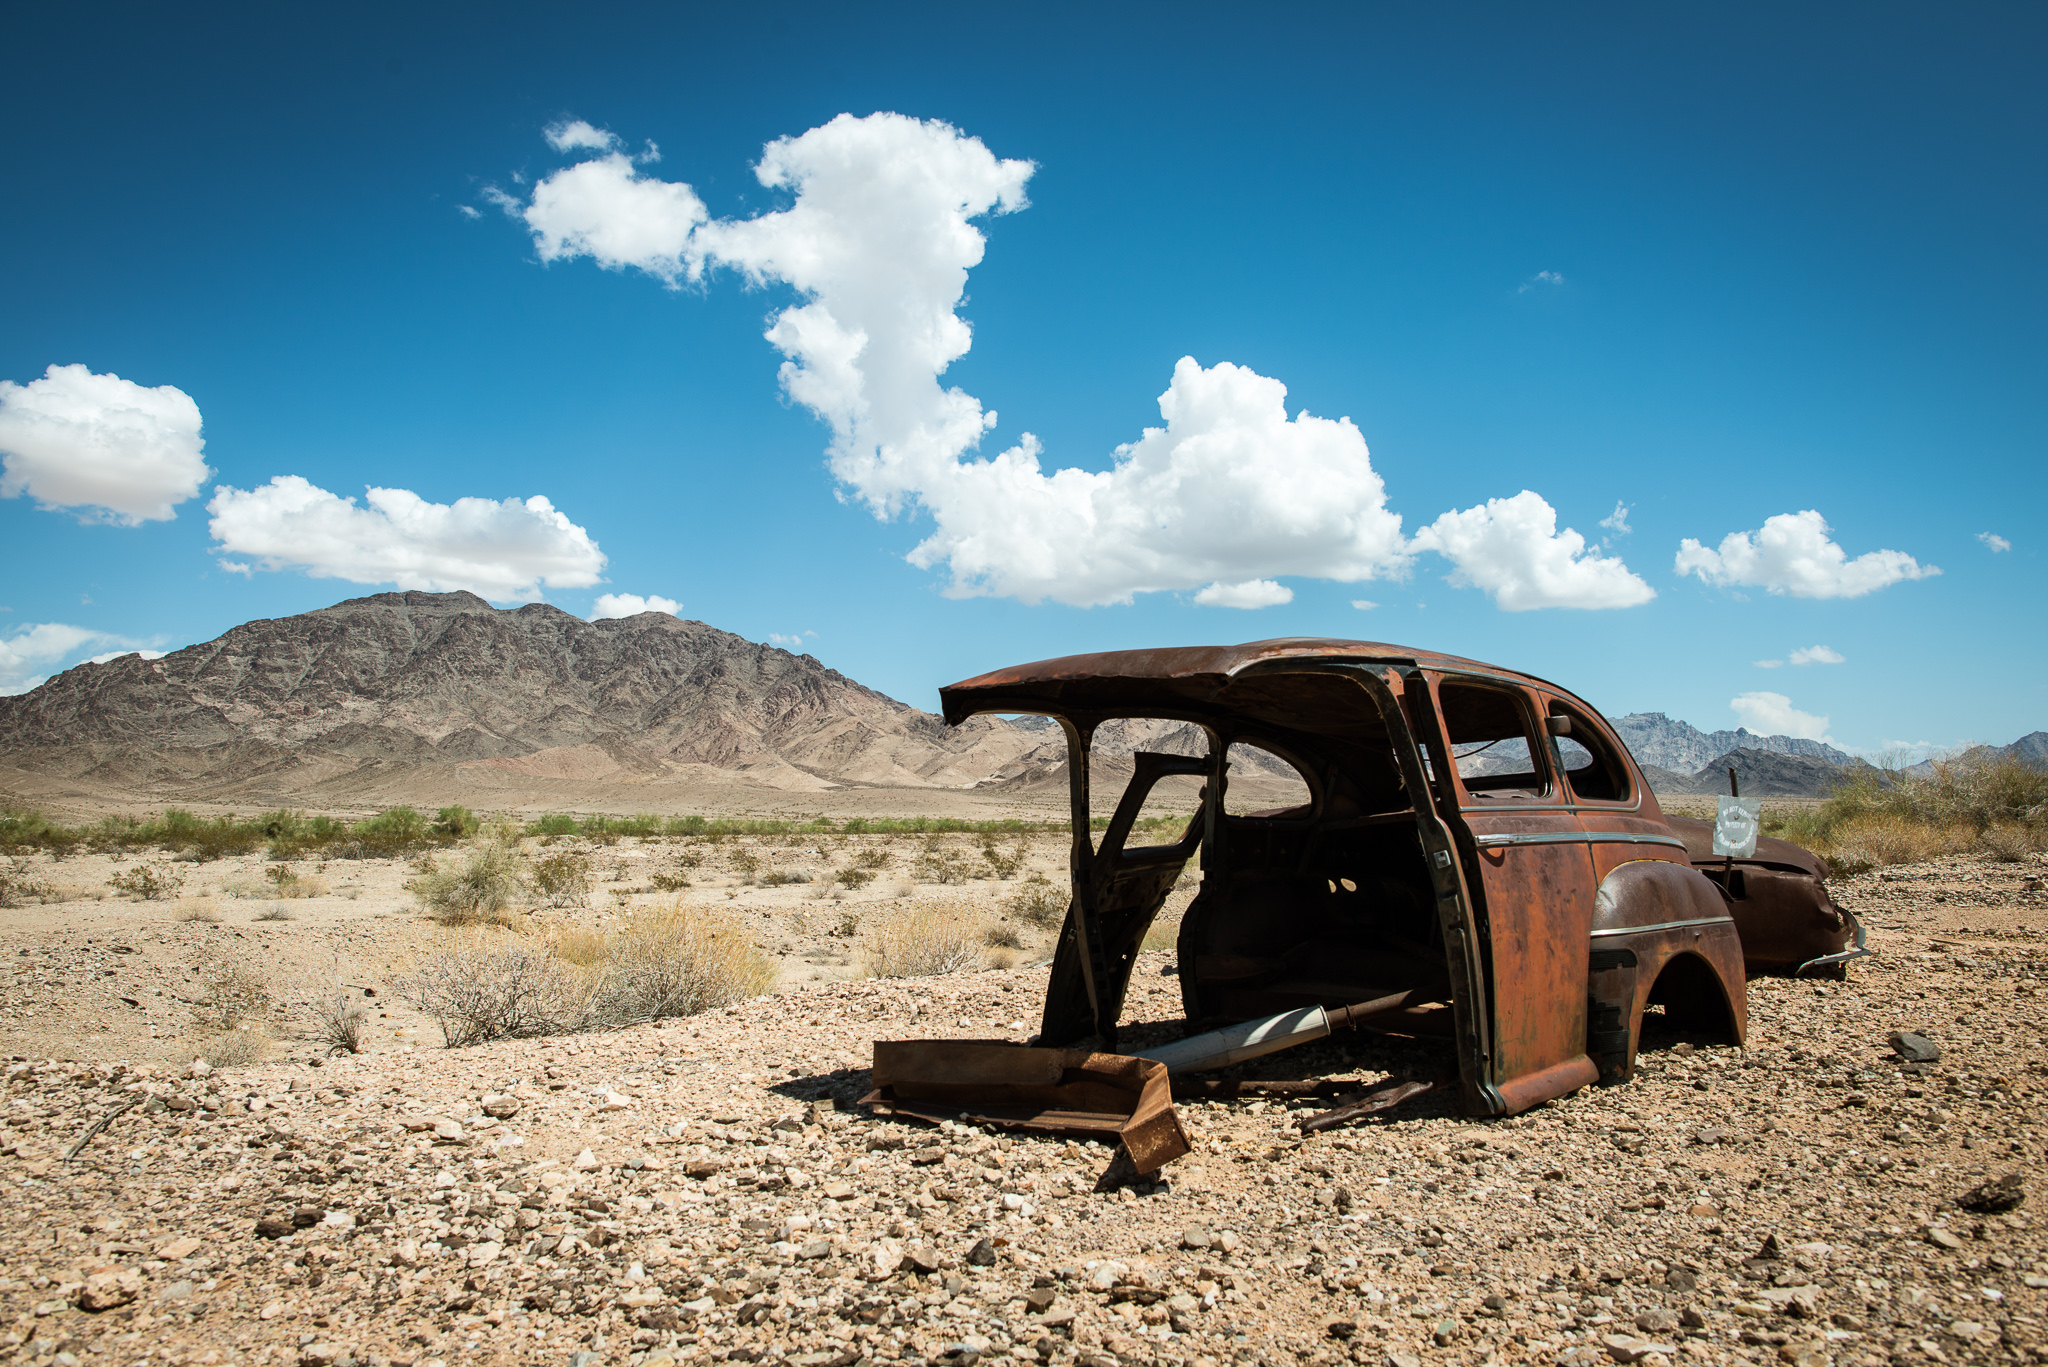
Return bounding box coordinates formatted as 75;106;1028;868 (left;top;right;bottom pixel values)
1002;871;1067;927
306;985;369;1055
108;862;184;900
408;834;525;926
1777;750;2048;871
265;866;329;899
190;1025;270;1069
980;836;1026;879
253;903;296;922
174;899;221;923
530;851;592;907
912;838;971;885
0;858;55;907
397;902;772;1047
863;904;987;978
191;963;271;1031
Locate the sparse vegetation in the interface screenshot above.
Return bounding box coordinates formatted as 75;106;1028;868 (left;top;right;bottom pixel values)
174;899;221;923
980;835;1026;879
109;862;184;900
1770;750;2048;872
407;835;525;926
253;903;296;922
264;865;329;898
594;902;776;1023
1002;871;1067;927
529;851;593;908
650;869;693;892
305;977;369;1055
191;963;271;1031
912;837;971;884
862;904;987;978
190;1025;270;1069
432;805;479;839
394;933;573;1047
834;866;877;890
984;922;1023;949
0;858;54;907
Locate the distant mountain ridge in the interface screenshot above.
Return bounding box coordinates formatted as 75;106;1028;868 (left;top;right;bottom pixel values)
1610;712;1860;773
0;591;1037;803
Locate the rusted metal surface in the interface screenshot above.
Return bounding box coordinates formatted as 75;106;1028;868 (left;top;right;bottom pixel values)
926;638;1856;1131
863;1040;1191;1174
1296;1076;1445;1134
1663;815;1867;975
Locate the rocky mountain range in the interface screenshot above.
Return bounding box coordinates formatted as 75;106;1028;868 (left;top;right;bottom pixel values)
0;592;1040;809
1608;711;1859;773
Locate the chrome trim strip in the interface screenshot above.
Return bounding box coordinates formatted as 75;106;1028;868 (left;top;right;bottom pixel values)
1474;832;1688;851
1590;916;1735;939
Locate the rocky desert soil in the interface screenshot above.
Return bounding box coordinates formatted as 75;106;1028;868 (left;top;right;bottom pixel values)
1;838;2044;1367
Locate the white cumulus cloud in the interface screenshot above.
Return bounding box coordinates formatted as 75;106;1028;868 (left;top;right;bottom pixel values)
1789;644;1845;666
0;364;211;524
1753;658;1784;669
207;475;606;603
544;119;620;154
1194;579;1293;609
589;592;679;620
1730;691;1830;742
1351;599;1379;611
1598;500;1632;538
1978;531;2011;553
1409;491;1656;611
767;630;817;648
510;113;1657;611
1;623;161;695
1675;510;1938;598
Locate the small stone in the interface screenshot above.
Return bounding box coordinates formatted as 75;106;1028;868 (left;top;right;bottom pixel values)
600;1090;633;1111
481;1094;520;1119
1687;1202;1719;1220
821;1180;855;1201
431;1118;464;1142
798;1239;831;1260
1324;1319;1357;1340
572;1147;600;1171
912;1146;945;1165
1959;1172;2025;1213
74;1269;141;1313
1665;1268;1698;1292
1025;1288;1058;1312
1386;1354;1422;1367
1888;1031;1940;1063
1635;1308;1681;1334
1601;1334;1675;1363
1180;1226;1212;1250
155;1236;203;1260
966;1237;997;1266
298;1343;342;1367
1777;1344;1827;1367
185;1059;212;1079
255;1213;293;1240
292;1204;323;1228
1680;1307;1708;1329
1927;1227;1966;1250
683;1159;721;1178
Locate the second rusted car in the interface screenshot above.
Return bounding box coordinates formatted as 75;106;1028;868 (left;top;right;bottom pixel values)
939;638;1864;1119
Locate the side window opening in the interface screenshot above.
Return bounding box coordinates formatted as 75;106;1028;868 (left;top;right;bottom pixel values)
1545;701;1631;803
1222;740;1313;818
1436;681;1547;801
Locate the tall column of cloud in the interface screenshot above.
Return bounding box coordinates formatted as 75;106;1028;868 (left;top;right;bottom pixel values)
208;475;606;602
512;112;1656;611
0;364;211;524
1676;509;1938;598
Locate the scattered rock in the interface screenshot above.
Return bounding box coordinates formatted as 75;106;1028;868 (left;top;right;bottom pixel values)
1927;1227;1966;1250
73;1268;140;1312
1888;1031;1941;1063
966;1237;996;1266
1958;1172;2024;1213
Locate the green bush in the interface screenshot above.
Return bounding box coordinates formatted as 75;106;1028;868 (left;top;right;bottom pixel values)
434;805;479;839
407;837;525;925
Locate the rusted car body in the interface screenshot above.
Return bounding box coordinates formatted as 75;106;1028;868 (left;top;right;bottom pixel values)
940;638;1858;1119
1665;816;1866;976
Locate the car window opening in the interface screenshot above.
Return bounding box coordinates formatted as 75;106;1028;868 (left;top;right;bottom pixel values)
1437;681;1547;802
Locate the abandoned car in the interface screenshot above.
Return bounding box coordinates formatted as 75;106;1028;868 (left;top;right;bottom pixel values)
937;638;1866;1121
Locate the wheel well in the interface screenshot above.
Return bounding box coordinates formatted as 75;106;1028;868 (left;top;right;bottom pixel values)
1643;951;1739;1041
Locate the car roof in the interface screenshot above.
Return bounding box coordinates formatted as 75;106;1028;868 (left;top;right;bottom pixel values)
938;638;1585;726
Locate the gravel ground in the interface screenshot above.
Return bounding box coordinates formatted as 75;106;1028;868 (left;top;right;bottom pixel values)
2;851;2044;1367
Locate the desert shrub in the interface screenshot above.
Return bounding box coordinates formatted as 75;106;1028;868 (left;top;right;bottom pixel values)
192;963;271;1031
253;903;296;922
265;866;328;899
110;862;185;900
592;903;775;1023
730;850;761;881
433;805;479;839
1142;917;1180;952
1002;872;1067;927
0;808;83;857
547;925;611;968
529;813;579;837
853;848;892;869
651;870;692;892
835;866;876;890
530;851;592;908
394;933;574;1047
1826;815;1941;875
862;905;986;978
408;836;525;926
912;838;971;885
985;923;1023;949
174;899;221;923
191;1026;270;1069
980;837;1025;880
760;869;811;886
0;858;54;908
833;910;861;938
1982;823;2039;863
306;984;368;1055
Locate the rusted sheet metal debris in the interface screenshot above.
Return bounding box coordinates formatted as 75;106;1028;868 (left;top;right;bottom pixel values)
1296;1076;1444;1134
863;1040;1192;1174
936;636;1868;1124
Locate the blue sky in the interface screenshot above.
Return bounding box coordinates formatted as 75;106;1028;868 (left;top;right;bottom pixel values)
2;2;2041;757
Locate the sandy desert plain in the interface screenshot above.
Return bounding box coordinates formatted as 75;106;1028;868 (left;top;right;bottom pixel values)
0;789;2043;1367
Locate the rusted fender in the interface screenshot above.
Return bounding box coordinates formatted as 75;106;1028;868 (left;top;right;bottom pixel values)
863;1040;1192;1175
1663;816;1862;973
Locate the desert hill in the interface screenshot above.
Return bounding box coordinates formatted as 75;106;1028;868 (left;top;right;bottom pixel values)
1609;711;1859;772
0;592;1041;811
